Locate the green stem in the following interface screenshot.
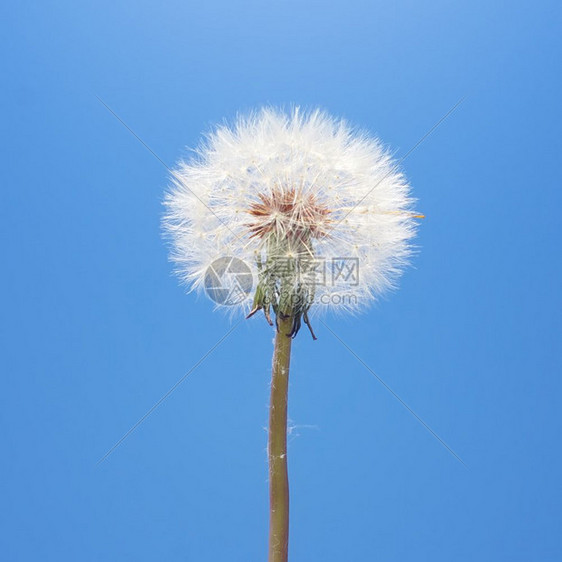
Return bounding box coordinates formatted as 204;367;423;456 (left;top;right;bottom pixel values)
268;316;293;562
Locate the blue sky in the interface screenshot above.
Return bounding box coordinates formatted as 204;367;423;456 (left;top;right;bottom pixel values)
2;1;561;560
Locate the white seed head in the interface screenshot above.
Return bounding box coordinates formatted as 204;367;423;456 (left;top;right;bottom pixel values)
163;107;420;318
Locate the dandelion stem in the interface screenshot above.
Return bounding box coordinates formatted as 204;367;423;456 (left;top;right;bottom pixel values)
268;315;292;562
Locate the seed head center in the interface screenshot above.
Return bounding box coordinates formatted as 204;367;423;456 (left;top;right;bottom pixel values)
246;187;331;241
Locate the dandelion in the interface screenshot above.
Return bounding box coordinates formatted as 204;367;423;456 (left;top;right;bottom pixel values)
163;107;421;562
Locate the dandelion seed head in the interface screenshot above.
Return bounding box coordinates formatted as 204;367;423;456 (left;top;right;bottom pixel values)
163;107;420;318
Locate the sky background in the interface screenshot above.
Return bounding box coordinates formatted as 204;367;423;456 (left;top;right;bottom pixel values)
2;1;561;560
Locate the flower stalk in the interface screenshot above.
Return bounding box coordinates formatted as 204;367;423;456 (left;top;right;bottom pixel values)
268;314;293;562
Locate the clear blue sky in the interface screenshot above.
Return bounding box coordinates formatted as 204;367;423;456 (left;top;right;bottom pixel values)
2;1;561;560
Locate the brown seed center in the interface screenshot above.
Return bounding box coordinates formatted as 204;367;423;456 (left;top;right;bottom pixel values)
246;187;331;241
